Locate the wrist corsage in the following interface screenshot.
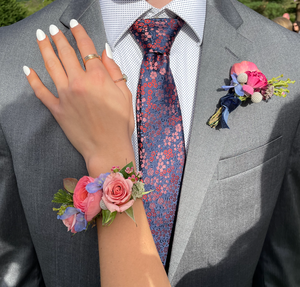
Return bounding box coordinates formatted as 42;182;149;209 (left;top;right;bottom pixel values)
52;162;151;233
208;61;295;129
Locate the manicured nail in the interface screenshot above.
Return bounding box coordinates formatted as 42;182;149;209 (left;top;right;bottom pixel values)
70;19;78;28
23;66;30;76
105;43;113;60
36;29;46;41
49;24;59;36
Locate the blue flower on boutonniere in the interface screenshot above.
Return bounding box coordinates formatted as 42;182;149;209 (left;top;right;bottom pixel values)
221;73;245;97
208;61;295;129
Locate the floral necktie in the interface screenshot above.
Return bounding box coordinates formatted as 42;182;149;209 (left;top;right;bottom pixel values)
130;18;185;265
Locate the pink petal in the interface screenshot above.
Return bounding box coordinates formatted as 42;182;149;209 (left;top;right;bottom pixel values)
118;199;135;212
62;214;76;232
231;61;260;75
73;176;94;212
242;85;254;95
102;195;121;212
246;72;267;89
85;190;102;222
102;195;134;213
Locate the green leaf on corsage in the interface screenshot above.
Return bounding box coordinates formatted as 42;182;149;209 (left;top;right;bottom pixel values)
102;210;117;226
63;178;78;194
53;205;71;216
52;189;73;204
119;162;134;179
125;206;136;224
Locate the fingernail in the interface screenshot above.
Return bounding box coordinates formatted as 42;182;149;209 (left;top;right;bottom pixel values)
23;66;30;76
49;24;59;36
70;19;79;28
36;29;46;41
105;43;113;60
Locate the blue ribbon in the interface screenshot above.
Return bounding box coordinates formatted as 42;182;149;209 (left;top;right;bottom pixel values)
219;93;241;129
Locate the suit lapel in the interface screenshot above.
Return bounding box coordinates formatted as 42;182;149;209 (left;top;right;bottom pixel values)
60;0;98;28
168;0;253;282
59;0;107;60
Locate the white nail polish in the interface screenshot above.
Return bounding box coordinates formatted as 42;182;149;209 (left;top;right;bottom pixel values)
23;66;30;76
36;29;46;41
105;43;113;60
49;24;59;36
70;19;79;28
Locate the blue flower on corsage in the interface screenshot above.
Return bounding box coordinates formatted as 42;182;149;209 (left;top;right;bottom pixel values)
86;173;110;193
208;61;295;129
57;207;87;233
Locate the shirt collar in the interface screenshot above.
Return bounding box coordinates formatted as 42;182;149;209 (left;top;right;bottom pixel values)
99;0;206;50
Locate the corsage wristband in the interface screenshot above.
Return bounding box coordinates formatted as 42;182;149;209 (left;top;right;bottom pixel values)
53;162;151;233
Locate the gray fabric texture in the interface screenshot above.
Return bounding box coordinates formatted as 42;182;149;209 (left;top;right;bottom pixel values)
0;0;300;286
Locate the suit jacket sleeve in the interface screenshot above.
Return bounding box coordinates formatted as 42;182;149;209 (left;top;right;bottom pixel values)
0;123;45;287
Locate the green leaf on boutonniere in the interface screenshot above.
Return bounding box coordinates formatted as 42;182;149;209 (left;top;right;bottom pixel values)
102;210;117;226
119;162;134;179
125;206;136;224
63;178;78;194
52;189;73;204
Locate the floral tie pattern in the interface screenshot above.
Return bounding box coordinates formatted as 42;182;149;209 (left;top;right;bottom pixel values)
130;18;185;265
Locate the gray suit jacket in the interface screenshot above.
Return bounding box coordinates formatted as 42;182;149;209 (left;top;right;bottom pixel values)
1;0;300;286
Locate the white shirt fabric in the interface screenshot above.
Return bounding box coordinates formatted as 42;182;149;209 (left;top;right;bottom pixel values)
99;0;206;166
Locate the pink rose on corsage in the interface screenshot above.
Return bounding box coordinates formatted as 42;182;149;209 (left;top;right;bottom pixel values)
242;71;268;95
102;173;134;213
73;176;102;221
62;213;76;233
57;207;87;233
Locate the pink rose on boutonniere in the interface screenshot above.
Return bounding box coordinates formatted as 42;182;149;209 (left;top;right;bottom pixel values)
73;176;103;222
102;173;134;213
242;71;268;95
230;60;260;75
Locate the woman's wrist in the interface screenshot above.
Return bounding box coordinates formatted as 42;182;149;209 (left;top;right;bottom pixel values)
85;144;136;178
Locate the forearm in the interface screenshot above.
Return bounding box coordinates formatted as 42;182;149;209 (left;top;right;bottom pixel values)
97;200;170;287
87;148;170;287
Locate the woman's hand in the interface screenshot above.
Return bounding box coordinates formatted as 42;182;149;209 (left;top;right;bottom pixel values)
24;20;135;174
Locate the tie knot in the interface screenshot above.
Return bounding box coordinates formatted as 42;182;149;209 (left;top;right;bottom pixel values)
130;18;184;55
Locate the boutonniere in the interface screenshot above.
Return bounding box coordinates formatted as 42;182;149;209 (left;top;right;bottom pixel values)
208;61;295;129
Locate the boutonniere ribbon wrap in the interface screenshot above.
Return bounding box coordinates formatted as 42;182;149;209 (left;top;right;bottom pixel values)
208;61;295;129
52;162;151;234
